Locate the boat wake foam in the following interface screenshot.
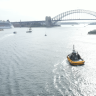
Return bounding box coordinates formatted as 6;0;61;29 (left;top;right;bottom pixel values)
0;34;14;41
52;59;85;96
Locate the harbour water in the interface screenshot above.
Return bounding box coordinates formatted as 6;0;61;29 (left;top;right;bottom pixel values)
0;25;96;96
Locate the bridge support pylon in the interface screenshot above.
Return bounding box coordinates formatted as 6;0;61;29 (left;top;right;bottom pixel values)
45;16;53;27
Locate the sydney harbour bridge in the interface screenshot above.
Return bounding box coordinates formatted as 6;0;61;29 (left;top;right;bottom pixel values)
12;9;96;27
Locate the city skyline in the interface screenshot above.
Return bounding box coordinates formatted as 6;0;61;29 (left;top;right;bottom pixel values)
0;0;96;22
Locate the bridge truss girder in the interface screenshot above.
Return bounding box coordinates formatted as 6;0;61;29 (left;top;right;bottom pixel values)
52;9;96;21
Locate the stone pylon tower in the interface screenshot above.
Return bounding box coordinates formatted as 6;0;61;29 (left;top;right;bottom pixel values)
45;16;52;27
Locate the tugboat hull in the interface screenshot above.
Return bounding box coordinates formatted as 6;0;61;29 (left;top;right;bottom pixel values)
67;55;85;66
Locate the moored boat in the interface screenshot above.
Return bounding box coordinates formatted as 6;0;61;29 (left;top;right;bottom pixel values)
67;45;85;65
26;27;32;33
13;31;17;34
45;34;47;36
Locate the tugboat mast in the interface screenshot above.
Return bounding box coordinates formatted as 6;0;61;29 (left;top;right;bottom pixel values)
73;45;75;53
73;45;74;50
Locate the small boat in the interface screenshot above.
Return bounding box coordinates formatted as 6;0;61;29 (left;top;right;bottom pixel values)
26;27;32;33
45;34;47;36
67;45;85;65
13;31;17;34
45;31;47;36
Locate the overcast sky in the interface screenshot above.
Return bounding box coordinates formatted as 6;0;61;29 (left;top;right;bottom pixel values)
0;0;96;22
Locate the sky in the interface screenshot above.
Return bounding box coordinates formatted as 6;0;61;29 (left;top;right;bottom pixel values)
0;0;96;22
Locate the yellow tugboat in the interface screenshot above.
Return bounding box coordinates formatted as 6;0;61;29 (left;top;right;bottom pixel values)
67;45;85;65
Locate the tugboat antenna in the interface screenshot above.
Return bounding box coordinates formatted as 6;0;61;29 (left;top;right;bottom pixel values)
73;45;74;50
73;45;75;53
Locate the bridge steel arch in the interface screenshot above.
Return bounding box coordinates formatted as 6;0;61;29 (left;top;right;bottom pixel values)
51;9;96;21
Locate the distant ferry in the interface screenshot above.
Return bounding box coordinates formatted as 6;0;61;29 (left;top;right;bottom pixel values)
0;20;13;29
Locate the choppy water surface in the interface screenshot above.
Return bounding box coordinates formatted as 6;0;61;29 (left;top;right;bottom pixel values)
0;25;96;96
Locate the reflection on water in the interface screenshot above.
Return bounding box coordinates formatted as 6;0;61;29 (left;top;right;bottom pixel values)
53;59;96;96
0;26;96;96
